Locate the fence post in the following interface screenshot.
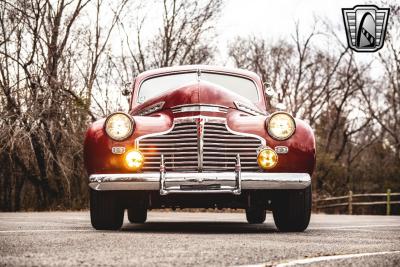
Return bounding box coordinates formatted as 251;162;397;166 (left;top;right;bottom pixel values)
348;190;353;215
386;188;391;216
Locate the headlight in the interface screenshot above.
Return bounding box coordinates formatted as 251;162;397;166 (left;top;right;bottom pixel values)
105;112;134;141
257;148;278;170
125;150;144;171
267;112;296;140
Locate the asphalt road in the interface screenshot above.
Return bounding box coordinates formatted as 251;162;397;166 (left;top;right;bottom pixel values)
0;211;399;266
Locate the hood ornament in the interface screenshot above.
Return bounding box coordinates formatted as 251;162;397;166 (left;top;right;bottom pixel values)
197;68;202;82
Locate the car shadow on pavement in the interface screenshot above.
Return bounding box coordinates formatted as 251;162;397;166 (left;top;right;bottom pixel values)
121;222;278;234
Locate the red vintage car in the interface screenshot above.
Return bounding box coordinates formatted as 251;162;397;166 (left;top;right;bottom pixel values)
84;65;315;231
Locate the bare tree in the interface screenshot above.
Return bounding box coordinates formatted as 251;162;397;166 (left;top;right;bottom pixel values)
0;0;223;210
361;4;400;160
0;0;129;210
118;0;222;74
228;22;379;195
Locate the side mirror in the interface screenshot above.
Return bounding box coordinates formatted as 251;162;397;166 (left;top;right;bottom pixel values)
263;82;286;111
122;82;132;96
264;82;276;98
275;102;287;111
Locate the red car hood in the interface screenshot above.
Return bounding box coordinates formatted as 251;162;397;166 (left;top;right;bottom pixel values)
131;81;264;117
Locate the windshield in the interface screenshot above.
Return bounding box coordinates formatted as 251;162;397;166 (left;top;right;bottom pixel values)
137;72;259;104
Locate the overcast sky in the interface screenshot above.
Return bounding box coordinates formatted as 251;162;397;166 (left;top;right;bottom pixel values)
214;0;382;72
217;0;364;42
107;0;385;75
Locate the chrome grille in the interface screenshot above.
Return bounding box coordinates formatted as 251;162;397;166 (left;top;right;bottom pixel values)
138;120;262;172
202;123;261;171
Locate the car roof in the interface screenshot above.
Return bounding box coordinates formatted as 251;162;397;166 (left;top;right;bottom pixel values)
135;65;262;83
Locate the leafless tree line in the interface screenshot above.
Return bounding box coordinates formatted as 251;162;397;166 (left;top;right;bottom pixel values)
0;0;222;210
0;0;398;210
229;4;400;195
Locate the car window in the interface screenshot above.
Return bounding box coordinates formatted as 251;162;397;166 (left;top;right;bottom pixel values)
137;72;259;104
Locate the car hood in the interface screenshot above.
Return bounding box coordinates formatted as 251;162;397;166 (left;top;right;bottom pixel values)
131;81;264;117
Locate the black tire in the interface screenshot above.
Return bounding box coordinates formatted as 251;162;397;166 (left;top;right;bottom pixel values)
246;207;266;224
272;186;312;232
90;189;124;230
128;206;147;223
128;194;148;223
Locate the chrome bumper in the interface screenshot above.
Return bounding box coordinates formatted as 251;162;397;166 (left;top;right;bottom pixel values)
89;155;310;195
89;172;311;195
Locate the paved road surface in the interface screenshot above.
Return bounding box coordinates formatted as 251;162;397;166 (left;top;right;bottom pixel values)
0;211;399;266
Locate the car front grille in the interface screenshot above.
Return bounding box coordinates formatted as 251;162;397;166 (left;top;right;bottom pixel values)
138;120;262;172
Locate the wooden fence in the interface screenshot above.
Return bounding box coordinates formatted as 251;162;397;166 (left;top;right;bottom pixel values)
315;189;400;215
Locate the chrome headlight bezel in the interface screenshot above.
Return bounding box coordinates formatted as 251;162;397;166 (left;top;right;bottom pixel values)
104;112;134;141
266;112;296;141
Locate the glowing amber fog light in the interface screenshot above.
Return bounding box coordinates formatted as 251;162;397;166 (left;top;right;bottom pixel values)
125;150;144;171
257;148;278;170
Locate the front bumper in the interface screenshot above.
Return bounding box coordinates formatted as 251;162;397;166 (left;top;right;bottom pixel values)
89;172;311;195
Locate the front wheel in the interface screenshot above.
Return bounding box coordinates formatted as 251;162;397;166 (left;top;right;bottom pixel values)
128;205;147;223
272;186;312;232
246;207;266;224
90;189;124;230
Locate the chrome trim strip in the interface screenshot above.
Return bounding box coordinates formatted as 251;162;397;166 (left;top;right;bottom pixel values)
234;101;266;116
135;101;165;116
89;172;311;191
173;115;226;124
171;104;229;114
197;117;205;172
172;103;229;109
